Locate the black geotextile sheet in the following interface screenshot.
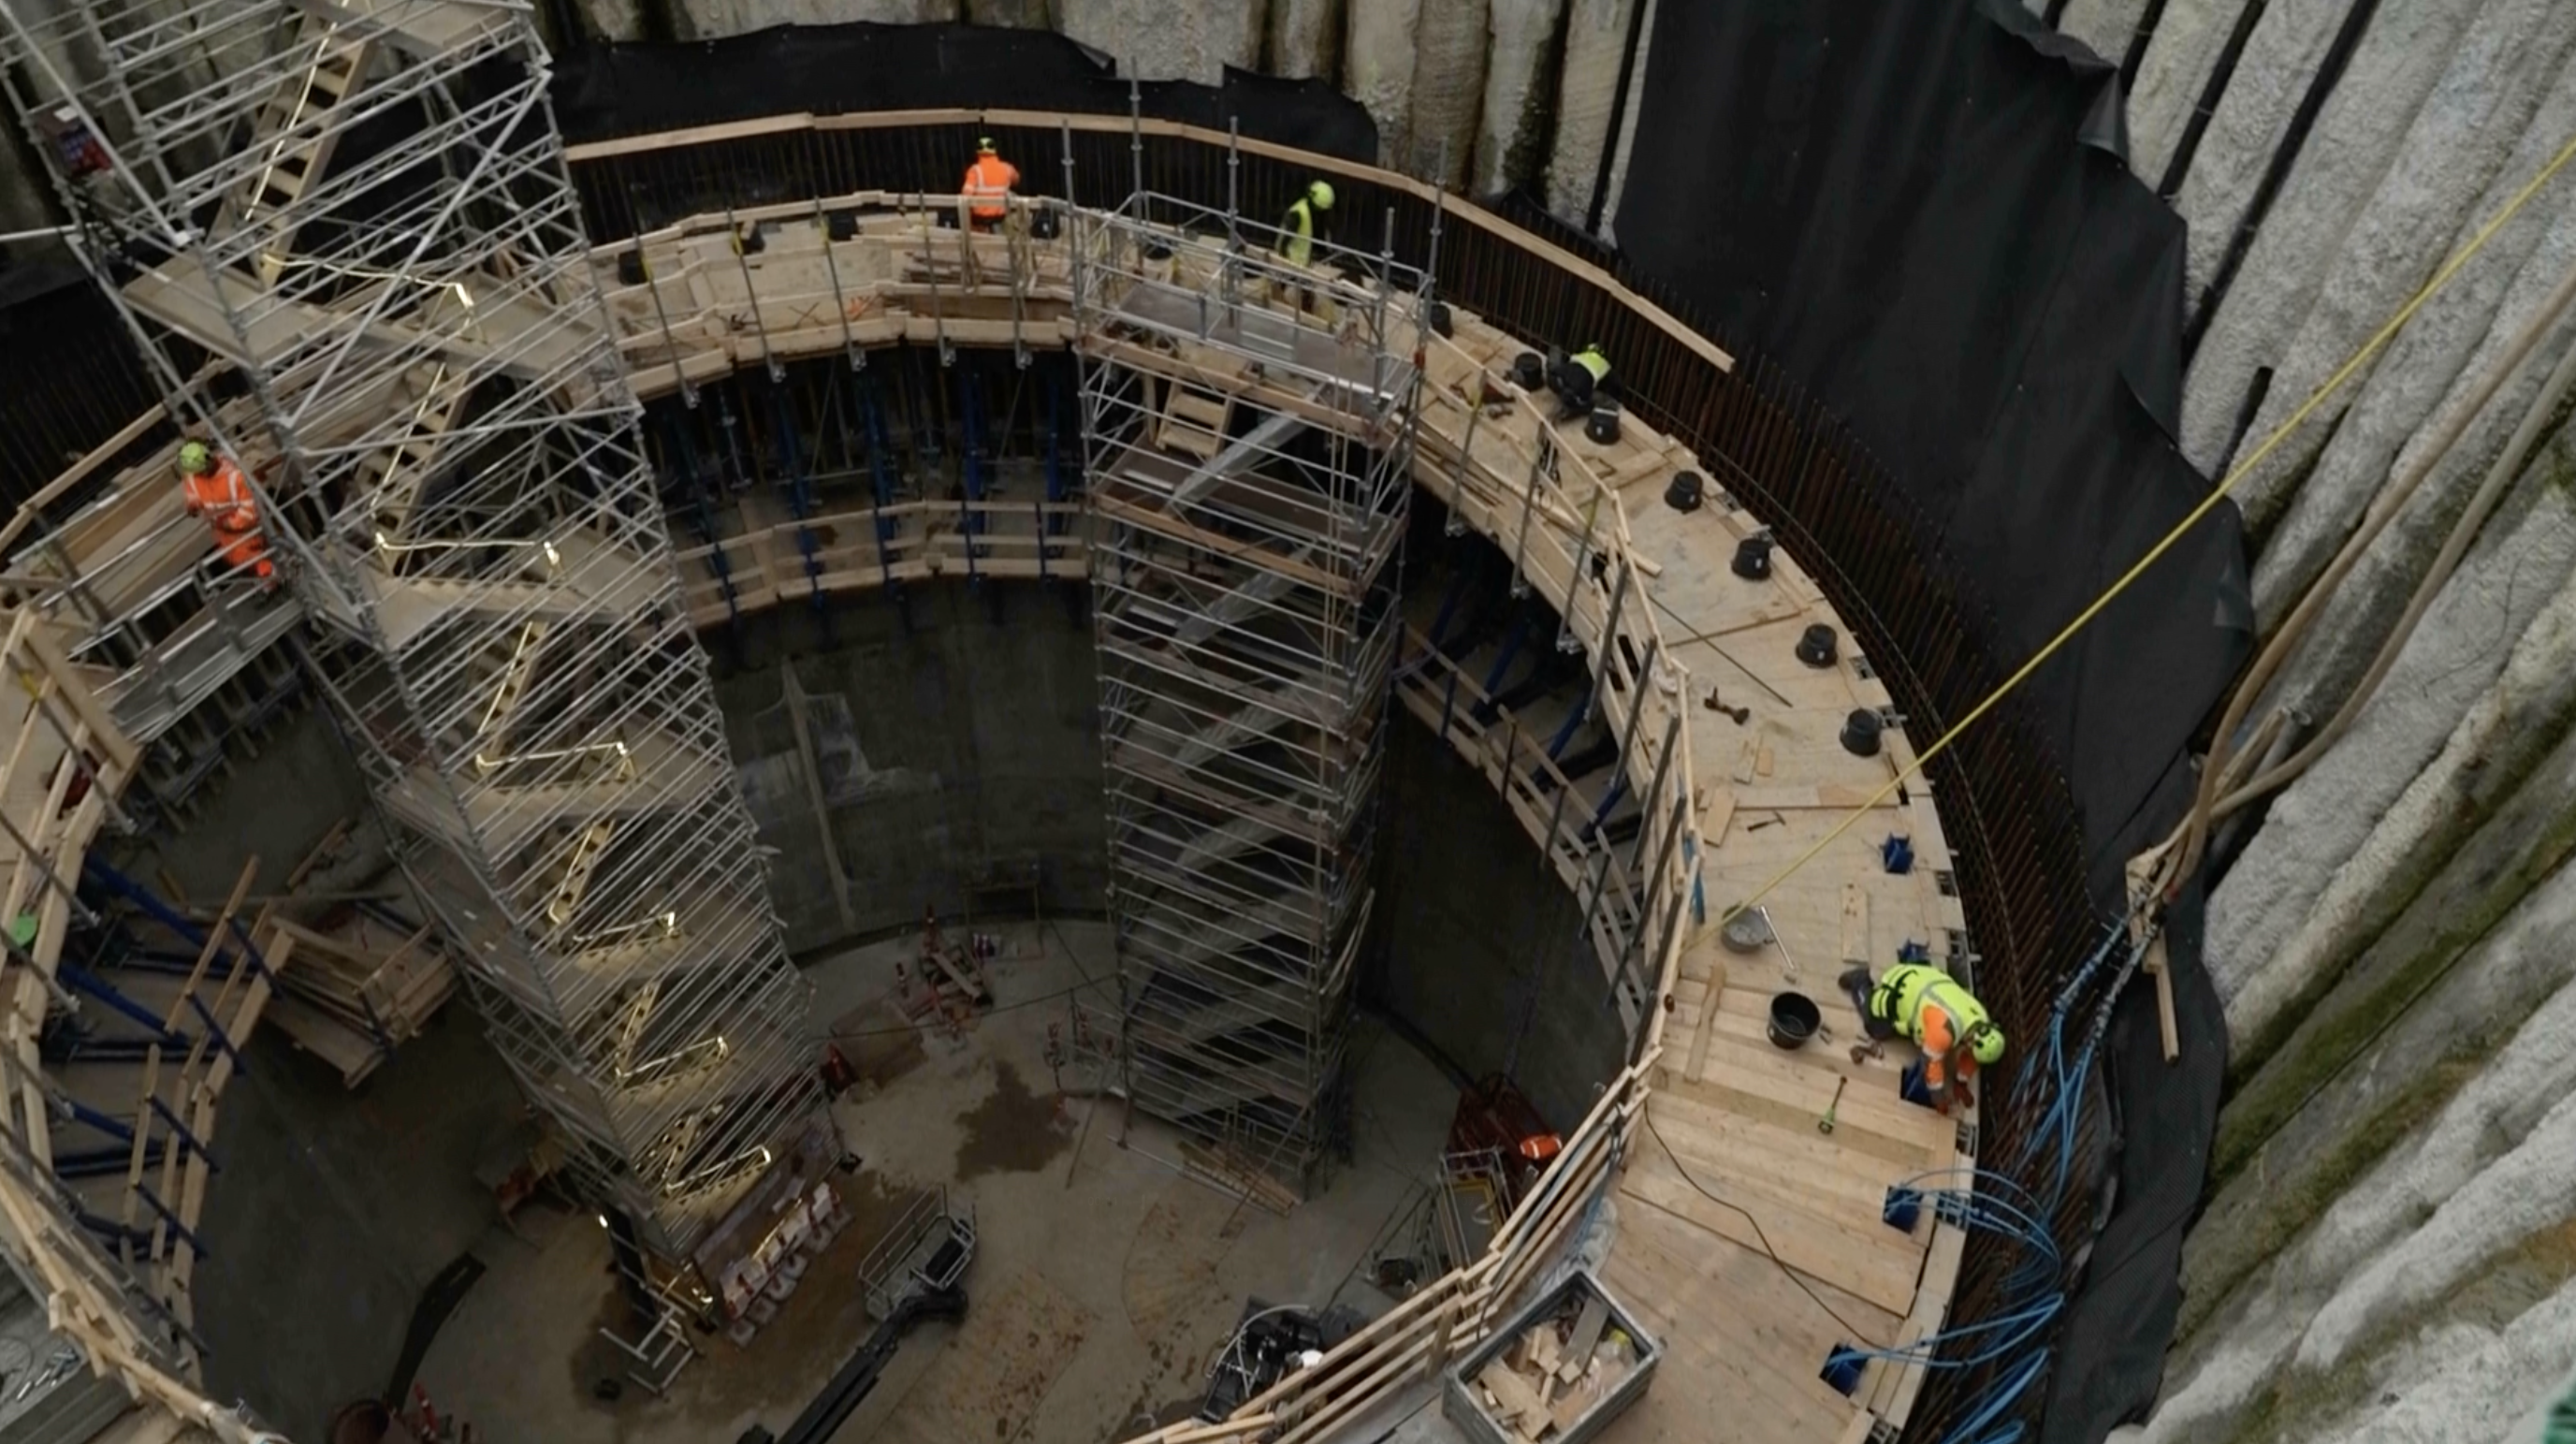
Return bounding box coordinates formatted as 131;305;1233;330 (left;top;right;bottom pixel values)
1613;4;2242;1440
1614;0;2251;905
548;21;1376;162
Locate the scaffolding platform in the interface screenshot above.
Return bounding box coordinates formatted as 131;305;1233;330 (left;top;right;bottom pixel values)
1078;194;1423;1190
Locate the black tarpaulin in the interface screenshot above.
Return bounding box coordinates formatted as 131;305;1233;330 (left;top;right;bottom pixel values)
1616;1;2249;907
549;22;1376;162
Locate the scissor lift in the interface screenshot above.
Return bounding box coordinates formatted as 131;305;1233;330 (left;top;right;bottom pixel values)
858;1186;977;1321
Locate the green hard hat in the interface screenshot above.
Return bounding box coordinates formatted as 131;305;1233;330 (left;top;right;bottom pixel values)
179;441;211;474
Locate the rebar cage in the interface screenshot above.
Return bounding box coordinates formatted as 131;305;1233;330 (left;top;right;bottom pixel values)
0;0;824;1254
1073;188;1429;1188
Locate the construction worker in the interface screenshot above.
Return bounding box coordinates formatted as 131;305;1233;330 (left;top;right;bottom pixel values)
1278;178;1334;270
1548;343;1611;422
177;440;274;587
1840;959;2003;1116
961;137;1019;231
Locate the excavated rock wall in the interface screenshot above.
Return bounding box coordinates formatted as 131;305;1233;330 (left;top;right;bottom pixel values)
550;0;1624;204
2055;0;2576;1439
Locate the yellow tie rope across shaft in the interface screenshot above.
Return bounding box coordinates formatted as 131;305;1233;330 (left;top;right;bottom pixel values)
1710;129;2576;941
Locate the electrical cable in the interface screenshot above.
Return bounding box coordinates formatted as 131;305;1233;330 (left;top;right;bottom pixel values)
1712;128;2576;932
1639;1101;1877;1341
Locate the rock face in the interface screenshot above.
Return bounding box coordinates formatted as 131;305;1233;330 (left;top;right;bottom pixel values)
968;0;1054;25
1267;0;1342;78
2054;0;2152;66
681;0;962;34
2126;0;2576;1434
1056;0;1263;82
1402;0;1492;186
1345;0;1427;165
1543;0;1634;221
1472;0;1565;195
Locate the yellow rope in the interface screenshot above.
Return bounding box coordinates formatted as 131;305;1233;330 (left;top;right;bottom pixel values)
1710;129;2576;941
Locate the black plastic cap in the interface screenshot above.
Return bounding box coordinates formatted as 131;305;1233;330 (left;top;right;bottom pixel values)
1841;707;1884;757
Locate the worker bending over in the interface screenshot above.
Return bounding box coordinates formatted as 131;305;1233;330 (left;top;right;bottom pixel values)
178;440;275;588
1839;959;2003;1116
961;137;1019;231
1548;343;1611;422
1278;179;1334;270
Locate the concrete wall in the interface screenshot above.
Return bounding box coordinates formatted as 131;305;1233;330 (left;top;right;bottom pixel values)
1363;687;1623;1141
706;582;1112;952
126;711;517;1440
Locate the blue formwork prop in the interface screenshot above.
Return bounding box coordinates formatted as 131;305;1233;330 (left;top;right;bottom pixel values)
81;857;272;985
769;383;829;620
55;962;184;1047
864;375;900;585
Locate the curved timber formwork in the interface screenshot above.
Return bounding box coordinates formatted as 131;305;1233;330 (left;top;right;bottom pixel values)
0;101;2066;1444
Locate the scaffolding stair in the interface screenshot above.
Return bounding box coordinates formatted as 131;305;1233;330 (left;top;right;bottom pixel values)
357;361;473;541
216;16;378;270
359;530;664;651
1156;384;1231;460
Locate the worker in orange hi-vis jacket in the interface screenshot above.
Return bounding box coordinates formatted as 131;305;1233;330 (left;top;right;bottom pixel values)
177;440;275;588
961;136;1020;231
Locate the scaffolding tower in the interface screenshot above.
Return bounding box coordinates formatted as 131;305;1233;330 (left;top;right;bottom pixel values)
1074;191;1427;1188
0;0;822;1253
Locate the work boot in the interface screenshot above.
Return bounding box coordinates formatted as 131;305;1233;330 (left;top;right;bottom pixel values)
1837;966;1870;994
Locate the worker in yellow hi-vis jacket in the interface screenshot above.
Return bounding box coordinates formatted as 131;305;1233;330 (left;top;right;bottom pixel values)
1841;960;2004;1116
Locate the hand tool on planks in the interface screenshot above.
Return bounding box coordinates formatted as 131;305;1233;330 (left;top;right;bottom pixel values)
1755;903;1798;984
1817;1076;1847;1135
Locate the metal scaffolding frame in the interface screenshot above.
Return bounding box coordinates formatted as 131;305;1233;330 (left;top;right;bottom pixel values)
1073;182;1428;1188
0;0;822;1254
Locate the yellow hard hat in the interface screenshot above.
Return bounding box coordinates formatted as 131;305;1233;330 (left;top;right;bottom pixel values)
978;136;997;153
1971;1024;2005;1066
1308;180;1335;211
178;441;211;474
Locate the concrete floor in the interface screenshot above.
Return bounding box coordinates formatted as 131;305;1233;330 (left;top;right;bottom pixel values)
413;921;1464;1444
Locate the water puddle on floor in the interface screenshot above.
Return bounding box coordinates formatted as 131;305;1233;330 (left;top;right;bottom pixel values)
953;1058;1075;1179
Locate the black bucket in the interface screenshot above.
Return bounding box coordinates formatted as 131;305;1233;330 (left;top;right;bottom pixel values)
1768;991;1821;1050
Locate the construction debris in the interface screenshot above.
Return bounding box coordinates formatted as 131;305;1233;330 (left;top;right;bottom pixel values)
1447;1271;1658;1444
255;819;458;1087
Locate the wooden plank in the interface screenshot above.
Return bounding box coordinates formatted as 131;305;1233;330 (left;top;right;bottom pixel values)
1621;1151;1918;1314
1476;1360;1545;1437
163;859;256;1033
1733;784;1904;811
1841;883;1870;967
